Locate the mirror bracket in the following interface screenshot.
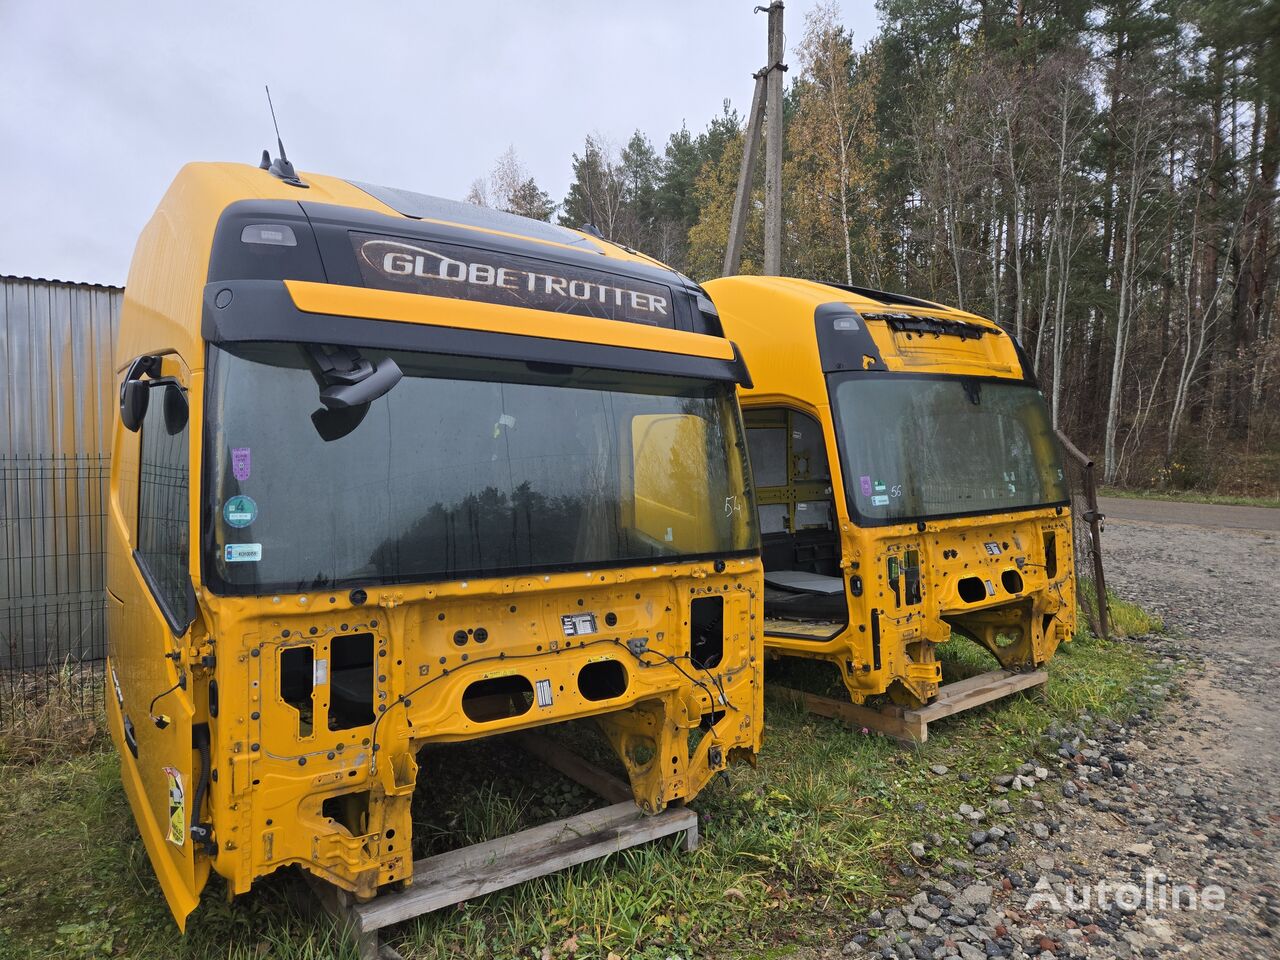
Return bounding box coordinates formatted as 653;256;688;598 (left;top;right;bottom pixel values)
120;355;188;434
301;343;403;440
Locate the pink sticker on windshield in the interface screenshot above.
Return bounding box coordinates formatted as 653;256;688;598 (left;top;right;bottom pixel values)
232;448;251;482
860;475;872;496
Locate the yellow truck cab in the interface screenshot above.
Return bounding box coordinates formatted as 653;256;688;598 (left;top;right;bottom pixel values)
705;276;1073;708
107;161;762;927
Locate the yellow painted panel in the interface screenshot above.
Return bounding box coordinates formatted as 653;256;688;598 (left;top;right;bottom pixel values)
284;280;736;361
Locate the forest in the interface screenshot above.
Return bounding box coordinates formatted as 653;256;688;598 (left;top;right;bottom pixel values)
464;0;1279;496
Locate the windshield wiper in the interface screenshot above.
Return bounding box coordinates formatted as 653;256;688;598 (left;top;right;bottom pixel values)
302;343;403;441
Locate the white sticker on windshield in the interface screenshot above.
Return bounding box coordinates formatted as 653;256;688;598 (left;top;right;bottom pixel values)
225;543;262;563
493;413;517;438
871;495;890;506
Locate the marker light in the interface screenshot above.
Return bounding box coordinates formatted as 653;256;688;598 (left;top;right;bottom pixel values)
241;223;297;246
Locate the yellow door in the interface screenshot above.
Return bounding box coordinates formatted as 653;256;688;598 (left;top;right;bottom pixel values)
106;355;209;929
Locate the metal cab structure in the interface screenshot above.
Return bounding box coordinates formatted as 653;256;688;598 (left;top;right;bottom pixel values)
107;162;764;928
706;276;1075;709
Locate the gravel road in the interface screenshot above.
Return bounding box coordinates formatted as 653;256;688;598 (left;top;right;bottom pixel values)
1097;496;1280;532
1091;503;1280;956
840;500;1280;960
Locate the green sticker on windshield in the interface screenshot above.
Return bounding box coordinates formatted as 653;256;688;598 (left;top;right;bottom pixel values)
223;494;258;528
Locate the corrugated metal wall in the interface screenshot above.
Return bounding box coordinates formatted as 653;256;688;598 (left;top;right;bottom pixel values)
1;277;121;713
1;276;121;458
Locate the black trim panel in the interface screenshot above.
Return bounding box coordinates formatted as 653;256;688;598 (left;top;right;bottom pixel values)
201;280;751;385
1009;334;1039;387
206;199;723;336
123;714;139;758
207;200;327;285
300;201;714;336
815;281;949;310
814;302;884;373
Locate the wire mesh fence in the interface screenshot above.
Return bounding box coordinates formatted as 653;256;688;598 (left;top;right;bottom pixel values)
1056;431;1109;639
1;454;109;725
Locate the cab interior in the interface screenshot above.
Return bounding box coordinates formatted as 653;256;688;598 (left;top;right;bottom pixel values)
743;407;847;641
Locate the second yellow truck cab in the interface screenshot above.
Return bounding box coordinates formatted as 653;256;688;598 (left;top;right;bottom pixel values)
107;161;763;927
705;276;1074;708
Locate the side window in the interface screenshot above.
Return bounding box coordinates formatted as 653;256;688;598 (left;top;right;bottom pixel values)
745;408;833;535
137;382;192;628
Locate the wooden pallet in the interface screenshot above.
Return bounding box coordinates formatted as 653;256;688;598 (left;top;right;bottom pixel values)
775;667;1048;745
315;734;697;960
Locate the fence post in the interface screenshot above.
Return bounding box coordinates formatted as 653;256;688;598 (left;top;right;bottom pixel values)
1055;430;1109;640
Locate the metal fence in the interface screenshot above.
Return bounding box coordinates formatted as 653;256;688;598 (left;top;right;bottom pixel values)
1;276;120;725
1056;430;1110;639
0;454;109;723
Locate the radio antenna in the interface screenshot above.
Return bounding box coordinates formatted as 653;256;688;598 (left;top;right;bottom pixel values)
266;85;287;161
260;85;304;186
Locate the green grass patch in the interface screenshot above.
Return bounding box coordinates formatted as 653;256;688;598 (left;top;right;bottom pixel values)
1106;590;1163;637
1099;484;1280;508
0;621;1170;960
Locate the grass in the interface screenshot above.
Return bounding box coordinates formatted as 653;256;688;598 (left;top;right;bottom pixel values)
1106;590;1163;637
1098;484;1280;509
0;614;1169;960
0;663;102;765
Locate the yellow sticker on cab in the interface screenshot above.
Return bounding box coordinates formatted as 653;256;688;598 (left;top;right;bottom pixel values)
163;766;185;846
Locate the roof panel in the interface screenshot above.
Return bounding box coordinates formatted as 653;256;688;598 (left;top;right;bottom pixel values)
347;181;603;253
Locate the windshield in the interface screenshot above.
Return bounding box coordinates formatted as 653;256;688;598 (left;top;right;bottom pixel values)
830;375;1068;523
204;343;756;594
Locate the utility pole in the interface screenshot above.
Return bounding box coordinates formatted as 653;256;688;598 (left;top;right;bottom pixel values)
723;2;787;277
763;1;784;275
722;71;766;277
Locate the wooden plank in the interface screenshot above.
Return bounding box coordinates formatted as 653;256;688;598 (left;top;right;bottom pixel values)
306;874;403;960
775;667;1048;746
354;802;697;932
932;668;1023;700
912;669;1046;724
772;686;917;742
404;801;645;883
516;732;634;804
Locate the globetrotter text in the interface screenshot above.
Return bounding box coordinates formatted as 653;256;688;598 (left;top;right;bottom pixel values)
354;235;671;321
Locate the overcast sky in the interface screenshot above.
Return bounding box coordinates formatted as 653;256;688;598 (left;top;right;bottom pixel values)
0;1;879;287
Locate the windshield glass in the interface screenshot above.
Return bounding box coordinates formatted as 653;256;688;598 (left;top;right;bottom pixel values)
830;375;1067;523
204;343;756;594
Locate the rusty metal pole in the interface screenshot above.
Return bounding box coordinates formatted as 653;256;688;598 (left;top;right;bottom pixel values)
1082;460;1110;640
763;1;785;275
1056;429;1110;639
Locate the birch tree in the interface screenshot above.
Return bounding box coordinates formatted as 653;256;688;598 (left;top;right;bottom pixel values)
787;3;881;284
